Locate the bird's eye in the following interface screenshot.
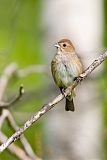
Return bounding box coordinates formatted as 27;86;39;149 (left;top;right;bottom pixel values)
63;43;66;47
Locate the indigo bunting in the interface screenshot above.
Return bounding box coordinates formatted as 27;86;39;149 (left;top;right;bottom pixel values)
51;39;83;111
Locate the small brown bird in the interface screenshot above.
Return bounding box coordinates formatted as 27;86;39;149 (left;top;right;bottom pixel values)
51;39;83;111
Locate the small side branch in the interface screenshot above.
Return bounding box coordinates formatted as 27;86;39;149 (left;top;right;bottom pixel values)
0;85;24;108
0;63;18;101
0;51;107;153
0;109;41;160
0;63;42;159
0;110;9;129
6;110;41;160
0;132;32;160
17;65;48;77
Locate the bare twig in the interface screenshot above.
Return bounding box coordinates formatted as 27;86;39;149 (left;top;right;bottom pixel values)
0;63;18;101
0;64;47;108
0;63;41;159
0;110;41;160
0;132;32;160
0;63;23;109
17;65;48;77
0;109;41;160
0;85;24;108
0;51;107;153
6;110;41;160
0;64;48;109
0;110;9;129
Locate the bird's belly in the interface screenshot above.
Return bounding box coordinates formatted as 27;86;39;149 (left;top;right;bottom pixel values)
55;62;74;88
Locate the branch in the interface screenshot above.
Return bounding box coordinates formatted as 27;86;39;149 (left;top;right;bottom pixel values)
0;85;24;108
6;110;41;160
0;110;41;160
0;64;47;108
0;63;18;101
0;63;47;108
17;65;48;77
0;63;42;159
0;51;107;153
0;132;32;160
0;63;23;109
0;110;9;129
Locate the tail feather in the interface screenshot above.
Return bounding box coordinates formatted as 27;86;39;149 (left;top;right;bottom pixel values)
65;98;75;111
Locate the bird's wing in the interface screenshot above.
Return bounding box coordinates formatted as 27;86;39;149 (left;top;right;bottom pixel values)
64;54;83;78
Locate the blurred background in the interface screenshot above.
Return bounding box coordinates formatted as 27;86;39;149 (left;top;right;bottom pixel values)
0;0;107;160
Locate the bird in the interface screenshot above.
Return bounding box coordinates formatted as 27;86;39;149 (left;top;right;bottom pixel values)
51;38;83;111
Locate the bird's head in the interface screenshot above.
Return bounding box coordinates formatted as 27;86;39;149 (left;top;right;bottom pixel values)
54;39;75;53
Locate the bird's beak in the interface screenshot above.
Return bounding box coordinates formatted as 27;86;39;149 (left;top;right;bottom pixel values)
54;43;60;48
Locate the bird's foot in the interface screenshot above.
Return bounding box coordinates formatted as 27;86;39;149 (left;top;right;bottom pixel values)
60;87;66;97
74;76;83;83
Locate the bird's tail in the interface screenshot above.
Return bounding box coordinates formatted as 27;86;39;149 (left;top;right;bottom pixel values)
65;98;75;111
65;91;75;111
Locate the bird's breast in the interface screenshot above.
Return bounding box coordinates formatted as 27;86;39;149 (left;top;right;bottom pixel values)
54;55;75;87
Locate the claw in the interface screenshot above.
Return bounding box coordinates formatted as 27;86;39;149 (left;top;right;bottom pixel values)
59;87;66;97
74;76;83;83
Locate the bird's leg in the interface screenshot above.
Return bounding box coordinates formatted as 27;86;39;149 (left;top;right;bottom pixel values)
59;87;66;97
74;75;83;83
59;87;65;94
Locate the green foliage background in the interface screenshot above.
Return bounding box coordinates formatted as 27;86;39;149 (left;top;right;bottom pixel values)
102;0;107;159
0;0;107;159
0;0;46;159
